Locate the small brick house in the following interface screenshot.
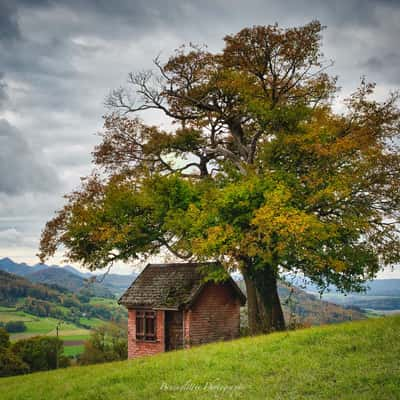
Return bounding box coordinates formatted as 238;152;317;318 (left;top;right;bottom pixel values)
118;263;246;358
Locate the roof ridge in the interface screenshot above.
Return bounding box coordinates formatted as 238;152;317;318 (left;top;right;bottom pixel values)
147;262;219;267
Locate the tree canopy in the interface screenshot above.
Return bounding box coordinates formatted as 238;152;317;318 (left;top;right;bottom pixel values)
39;21;400;333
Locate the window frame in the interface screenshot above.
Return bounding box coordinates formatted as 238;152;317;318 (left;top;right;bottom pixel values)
135;310;157;341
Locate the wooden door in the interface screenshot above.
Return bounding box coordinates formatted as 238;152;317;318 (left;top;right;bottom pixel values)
165;311;183;351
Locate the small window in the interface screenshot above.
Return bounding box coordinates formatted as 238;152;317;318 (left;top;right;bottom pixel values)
136;310;156;341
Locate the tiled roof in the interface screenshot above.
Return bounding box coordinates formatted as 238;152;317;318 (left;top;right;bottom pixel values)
118;263;246;309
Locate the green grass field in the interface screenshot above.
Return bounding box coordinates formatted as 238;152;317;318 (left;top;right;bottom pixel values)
0;309;35;323
79;317;104;328
59;334;91;341
0;307;91;356
1;316;399;399
63;345;85;357
0;308;86;337
89;297;118;307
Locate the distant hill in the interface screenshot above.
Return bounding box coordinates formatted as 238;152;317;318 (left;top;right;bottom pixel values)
0;257;47;276
277;283;366;325
0;258;92;278
27;267;85;291
0;269;126;327
299;278;400;311
300;278;400;297
27;267;114;298
359;279;400;297
96;273;137;296
0;270;62;307
0;258;136;297
62;265;92;278
236;280;366;326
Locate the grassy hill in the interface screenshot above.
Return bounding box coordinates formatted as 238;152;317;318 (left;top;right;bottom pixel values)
1;316;399;399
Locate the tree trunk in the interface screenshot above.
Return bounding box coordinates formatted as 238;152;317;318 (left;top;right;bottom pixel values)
243;263;285;334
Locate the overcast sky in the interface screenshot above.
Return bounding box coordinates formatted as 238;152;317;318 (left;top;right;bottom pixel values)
0;0;399;276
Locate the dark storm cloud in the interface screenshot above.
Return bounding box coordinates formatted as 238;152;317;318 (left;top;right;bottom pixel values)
0;119;59;194
1;0;227;45
3;0;399;87
361;53;400;85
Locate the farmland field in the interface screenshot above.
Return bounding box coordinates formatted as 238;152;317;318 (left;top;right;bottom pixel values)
0;307;92;356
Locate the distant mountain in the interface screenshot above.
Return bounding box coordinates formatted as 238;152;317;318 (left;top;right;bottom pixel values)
0;257;134;297
27;267;90;291
0;257;47;276
27;267;114;298
0;257;93;278
58;265;136;295
300;278;400;297
296;278;400;311
62;265;93;278
96;273;137;296
360;279;400;297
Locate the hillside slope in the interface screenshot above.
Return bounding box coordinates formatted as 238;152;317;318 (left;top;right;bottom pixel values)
1;316;399;399
291;276;400;311
0;270;64;306
27;267;114;298
278;284;366;324
236;280;366;326
0;257;133;297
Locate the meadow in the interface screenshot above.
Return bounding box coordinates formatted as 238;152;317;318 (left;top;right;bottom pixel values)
1;315;398;399
0;307;91;356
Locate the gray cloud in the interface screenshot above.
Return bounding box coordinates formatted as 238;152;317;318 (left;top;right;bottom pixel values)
361;53;400;85
0;73;7;109
0;119;59;194
0;1;20;41
0;227;36;247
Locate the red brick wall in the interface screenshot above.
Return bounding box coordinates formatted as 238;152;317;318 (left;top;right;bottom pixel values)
127;309;165;359
186;282;241;346
127;283;241;358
